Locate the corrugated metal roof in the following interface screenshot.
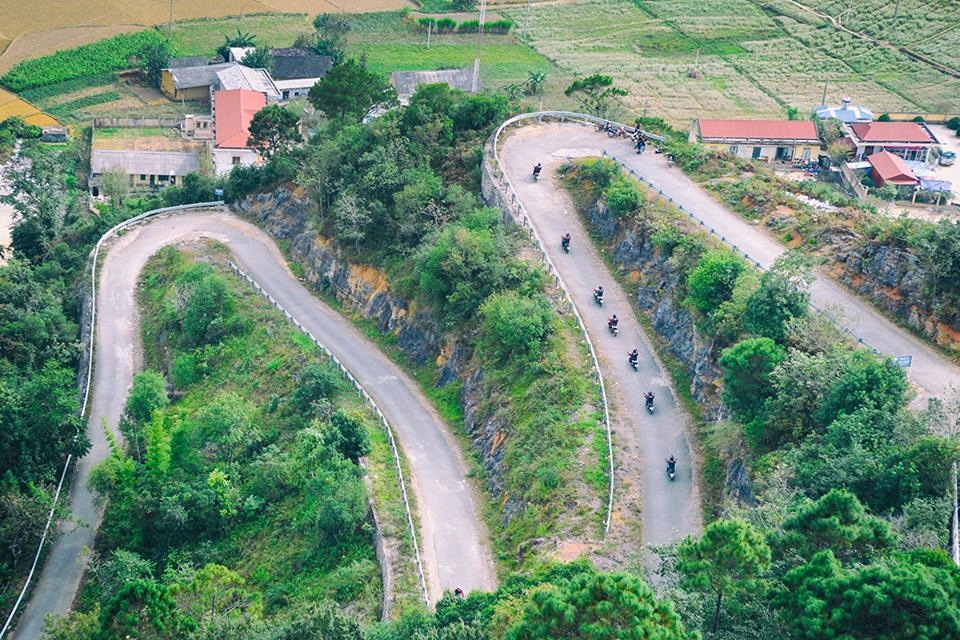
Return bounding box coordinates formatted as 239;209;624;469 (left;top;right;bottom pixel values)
215;89;266;149
91;150;200;176
391;69;474;102
867;151;918;185
168;62;236;89
216;65;280;100
850;122;936;144
697;119;820;142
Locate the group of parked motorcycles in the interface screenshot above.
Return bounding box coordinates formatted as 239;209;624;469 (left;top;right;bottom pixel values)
554;221;677;481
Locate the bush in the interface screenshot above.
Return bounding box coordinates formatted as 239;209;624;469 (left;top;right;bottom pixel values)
877;113;891;121
436;18;457;33
487;20;514;34
479;291;554;364
417;17;436;31
292;362;343;414
604;177;644;217
947;116;960;130
686;250;746;316
458;20;480;33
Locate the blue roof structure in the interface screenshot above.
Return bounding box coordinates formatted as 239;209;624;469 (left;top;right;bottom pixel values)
815;97;873;123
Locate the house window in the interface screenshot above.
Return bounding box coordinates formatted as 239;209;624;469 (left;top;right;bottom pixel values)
170;176;176;184
140;174;146;181
728;145;739;155
158;175;168;182
752;147;762;160
801;149;811;161
232;156;241;165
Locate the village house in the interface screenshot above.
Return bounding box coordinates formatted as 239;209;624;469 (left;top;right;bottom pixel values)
160;62;281;103
866;151;918;195
212;88;266;176
390;68;475;105
228;47;333;100
689;119;821;163
89;149;200;195
844;121;941;164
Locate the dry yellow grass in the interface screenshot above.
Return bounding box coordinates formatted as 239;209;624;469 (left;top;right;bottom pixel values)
0;88;58;126
0;0;413;72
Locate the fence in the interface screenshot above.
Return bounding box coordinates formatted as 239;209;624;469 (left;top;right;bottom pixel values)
0;201;224;639
92;117;182;129
226;261;430;607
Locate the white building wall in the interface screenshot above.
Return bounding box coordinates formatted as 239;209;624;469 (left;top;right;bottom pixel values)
213;148;259;176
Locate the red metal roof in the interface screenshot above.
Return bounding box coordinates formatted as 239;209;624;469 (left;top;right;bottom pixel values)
849;121;935;144
697;119;820;142
867;151;918;186
215;89;266;149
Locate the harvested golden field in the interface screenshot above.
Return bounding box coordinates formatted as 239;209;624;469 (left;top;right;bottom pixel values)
0;88;57;126
0;0;413;72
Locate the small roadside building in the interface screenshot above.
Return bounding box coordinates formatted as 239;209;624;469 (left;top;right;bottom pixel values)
689;119;821;162
161;62;236;101
212;88;266;176
867;151;918;195
390;68;475;105
845;121;940;163
215;65;281;103
270;48;333;100
40;126;68;142
89;149;200;194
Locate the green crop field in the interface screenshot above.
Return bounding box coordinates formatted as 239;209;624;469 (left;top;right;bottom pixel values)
500;0;960;126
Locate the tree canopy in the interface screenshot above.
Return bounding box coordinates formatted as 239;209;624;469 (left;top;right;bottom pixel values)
308;58;397;123
564;74;627;118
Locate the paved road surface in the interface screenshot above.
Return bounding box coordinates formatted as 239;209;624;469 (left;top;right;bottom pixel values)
509;122;960;404
12;212;495;639
501;129;703;546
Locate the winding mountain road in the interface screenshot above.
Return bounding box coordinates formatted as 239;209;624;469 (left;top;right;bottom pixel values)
497;119;960;545
11;211;495;640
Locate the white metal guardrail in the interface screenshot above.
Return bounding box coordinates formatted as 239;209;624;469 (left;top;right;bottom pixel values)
482;111;636;537
0;201;223;639
226;261;430;605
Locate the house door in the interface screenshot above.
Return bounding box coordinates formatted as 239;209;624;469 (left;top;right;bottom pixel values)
775;146;790;161
752;147;762;160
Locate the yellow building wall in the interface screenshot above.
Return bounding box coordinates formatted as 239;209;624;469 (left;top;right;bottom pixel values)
702;142;819;162
160;71;176;99
175;86;210;102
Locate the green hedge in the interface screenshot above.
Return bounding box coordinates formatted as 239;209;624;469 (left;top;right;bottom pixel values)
1;30;167;92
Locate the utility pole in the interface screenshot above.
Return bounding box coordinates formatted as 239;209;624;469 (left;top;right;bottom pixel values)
952;460;959;566
893;0;902;19
522;0;532;39
471;0;488;94
168;0;174;40
821;82;828;106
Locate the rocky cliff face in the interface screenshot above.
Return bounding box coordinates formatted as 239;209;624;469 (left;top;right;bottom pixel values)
235;187;513;511
829;237;960;351
583;202;725;419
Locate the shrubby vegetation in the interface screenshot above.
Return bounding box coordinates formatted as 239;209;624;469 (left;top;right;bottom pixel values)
46;248;382;637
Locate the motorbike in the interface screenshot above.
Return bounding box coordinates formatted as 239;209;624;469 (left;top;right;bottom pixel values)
561;237;571;253
594;290;604;306
532;165;542;181
635;141;646;155
608;322;619;336
665;458;676;481
628;354;639;371
645;394;655;414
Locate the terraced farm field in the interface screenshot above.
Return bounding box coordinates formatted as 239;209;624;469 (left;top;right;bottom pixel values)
0;0;412;71
0;88;57;126
501;0;960;125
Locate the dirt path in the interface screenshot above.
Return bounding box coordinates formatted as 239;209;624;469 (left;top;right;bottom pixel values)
500;126;704;551
11;211;496;639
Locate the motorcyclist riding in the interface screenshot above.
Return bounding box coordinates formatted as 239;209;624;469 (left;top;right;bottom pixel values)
665;455;676;473
628;349;639;364
532;163;542;179
594;286;604;303
561;233;571;251
608;315;619;329
644;391;655;409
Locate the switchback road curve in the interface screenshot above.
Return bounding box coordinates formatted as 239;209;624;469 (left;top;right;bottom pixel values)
11;211;495;640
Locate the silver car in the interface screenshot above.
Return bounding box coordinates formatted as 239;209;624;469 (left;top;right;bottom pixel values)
940;151;957;166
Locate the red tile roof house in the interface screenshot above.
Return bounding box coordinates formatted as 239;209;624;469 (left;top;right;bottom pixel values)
845;121;941;164
866;151;919;196
212;88;265;176
689;119;822;163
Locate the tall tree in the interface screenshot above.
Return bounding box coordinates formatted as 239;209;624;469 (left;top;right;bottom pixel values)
307;58;398;123
247;104;302;159
240;47;273;72
564;74;627;118
216;30;256;63
678;518;771;633
506;569;688;640
138;39;172;88
776;549;960;639
743;251;813;343
777;489;896;565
